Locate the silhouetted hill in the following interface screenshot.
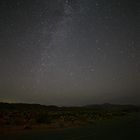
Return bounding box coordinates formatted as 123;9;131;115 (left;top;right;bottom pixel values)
0;102;58;111
0;102;139;111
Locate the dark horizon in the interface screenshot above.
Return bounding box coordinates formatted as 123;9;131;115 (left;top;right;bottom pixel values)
0;100;140;107
0;101;140;107
0;0;139;106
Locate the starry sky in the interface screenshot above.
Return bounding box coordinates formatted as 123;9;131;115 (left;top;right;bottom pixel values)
0;0;140;106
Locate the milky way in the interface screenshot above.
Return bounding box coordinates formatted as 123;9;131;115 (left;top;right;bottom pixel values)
0;0;139;105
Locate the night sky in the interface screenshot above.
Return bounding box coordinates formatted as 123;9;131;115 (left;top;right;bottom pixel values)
0;0;140;106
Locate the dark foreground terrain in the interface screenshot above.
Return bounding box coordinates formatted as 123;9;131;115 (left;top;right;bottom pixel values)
0;103;140;139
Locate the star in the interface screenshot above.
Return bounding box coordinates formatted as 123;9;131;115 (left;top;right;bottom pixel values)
90;69;95;72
